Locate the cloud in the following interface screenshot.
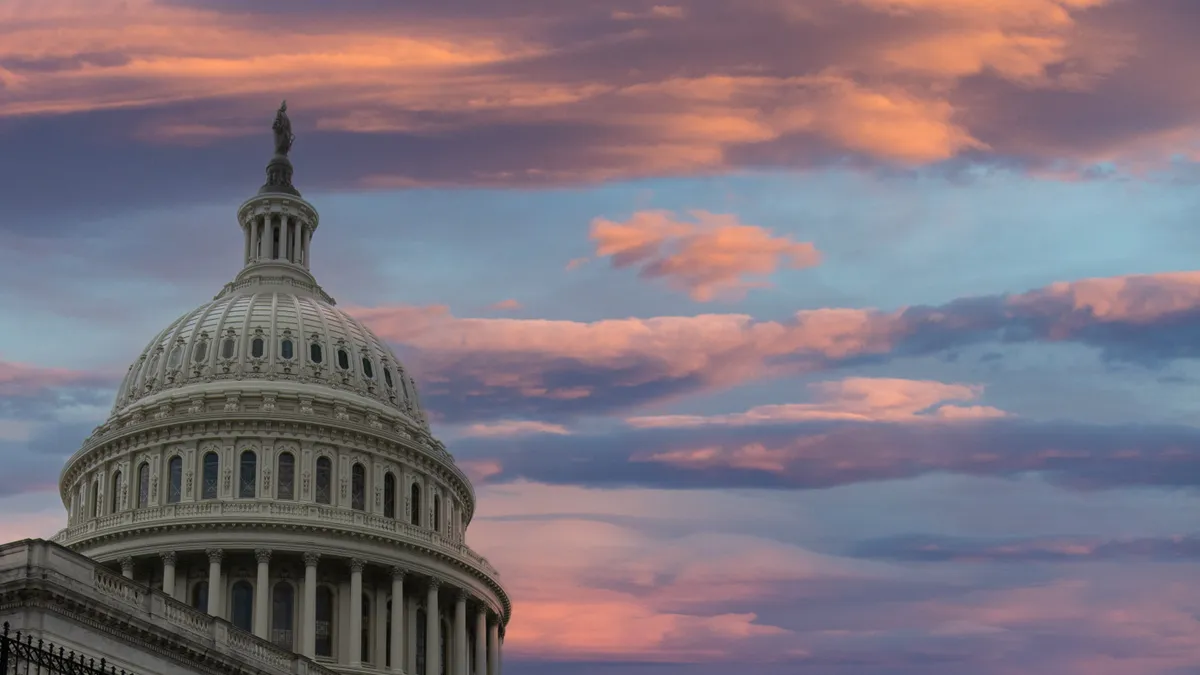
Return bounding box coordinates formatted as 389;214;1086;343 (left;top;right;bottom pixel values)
459;420;571;438
350;270;1200;422
6;0;1200;222
590;210;821;300
626;377;1007;428
487;298;523;312
851;532;1200;563
0;359;107;396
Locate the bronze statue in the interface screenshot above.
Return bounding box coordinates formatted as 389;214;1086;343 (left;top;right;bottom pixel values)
273;100;295;156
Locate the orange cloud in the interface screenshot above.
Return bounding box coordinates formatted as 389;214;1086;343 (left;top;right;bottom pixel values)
460;420;571;438
626;377;1008;428
590;210;821;300
487;298;523;312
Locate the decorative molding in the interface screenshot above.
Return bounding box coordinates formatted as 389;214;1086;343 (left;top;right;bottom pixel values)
255;548;273;564
206;548;224;564
349;558;366;573
160;551;177;565
303;552;321;567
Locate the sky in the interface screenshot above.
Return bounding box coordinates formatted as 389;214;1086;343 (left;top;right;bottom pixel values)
6;0;1200;672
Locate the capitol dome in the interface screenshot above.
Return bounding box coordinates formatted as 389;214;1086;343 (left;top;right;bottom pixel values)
53;103;509;675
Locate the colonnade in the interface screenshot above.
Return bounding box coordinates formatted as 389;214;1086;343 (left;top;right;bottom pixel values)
117;549;503;675
244;213;311;267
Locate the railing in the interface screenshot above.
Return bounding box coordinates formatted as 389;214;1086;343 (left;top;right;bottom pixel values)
1;623;136;675
60;501;500;578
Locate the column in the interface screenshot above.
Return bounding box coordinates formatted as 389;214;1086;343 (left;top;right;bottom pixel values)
119;556;134;579
206;548;223;617
302;552;319;658
291;219;300;263
390;567;405;673
425;579;440;675
454;591;468;675
350;559;365;666
487;622;499;675
474;608;486;675
302;226;311;267
161;552;177;599
244;224;251;265
254;549;271;639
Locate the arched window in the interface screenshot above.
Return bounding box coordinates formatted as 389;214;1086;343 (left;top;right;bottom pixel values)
137;462;150;508
384;473;396;518
202;452;219;500
315;586;335;658
110;470;122;513
433;494;441;532
281;339;294;360
315;457;332;505
415;608;427;675
272;582;295;649
351;463;366;511
193;340;208;363
221;337;236;360
231;580;253;632
239;450;257;498
91;481;100;517
192;581;209;612
410;483;421;526
168;456;183;503
361;357;374;379
361;594;372;664
383;368;394;389
168;344;183;369
337;348;350;370
251;337;265;358
278;452;295;500
309;343;323;364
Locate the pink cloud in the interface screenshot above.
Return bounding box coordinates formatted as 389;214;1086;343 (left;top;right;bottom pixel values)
590;210;821;300
459;420;571;438
626;377;1008;428
487;298;523;312
0;359;100;396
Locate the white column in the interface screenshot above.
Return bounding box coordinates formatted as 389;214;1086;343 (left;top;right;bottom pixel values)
291;219;300;263
487;621;499;675
350;559;365;666
425;580;440;675
454;591;468;675
303;552;319;658
390;567;405;673
244;224;251;265
119;556;134;579
206;548;223;616
474;608;486;675
302;226;312;267
254;549;271;639
161;552;177;599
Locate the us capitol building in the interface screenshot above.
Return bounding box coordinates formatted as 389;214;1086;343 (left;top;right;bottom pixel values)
0;104;510;675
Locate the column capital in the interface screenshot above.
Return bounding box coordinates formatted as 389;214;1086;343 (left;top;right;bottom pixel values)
255;548;273;564
456;588;471;604
159;551;176;565
206;548;224;564
390;565;408;580
427;576;442;590
119;556;134;572
303;551;321;567
349;558;366;573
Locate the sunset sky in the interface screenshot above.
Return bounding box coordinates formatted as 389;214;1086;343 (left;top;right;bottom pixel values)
6;0;1200;673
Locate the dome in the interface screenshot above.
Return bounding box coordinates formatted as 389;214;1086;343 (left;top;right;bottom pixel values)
112;287;427;428
53;103;509;674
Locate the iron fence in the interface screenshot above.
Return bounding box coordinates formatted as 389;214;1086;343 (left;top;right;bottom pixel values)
0;623;135;675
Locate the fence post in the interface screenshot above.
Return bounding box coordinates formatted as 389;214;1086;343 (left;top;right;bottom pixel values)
0;622;9;675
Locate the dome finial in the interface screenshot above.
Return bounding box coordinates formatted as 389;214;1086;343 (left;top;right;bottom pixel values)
260;101;301;196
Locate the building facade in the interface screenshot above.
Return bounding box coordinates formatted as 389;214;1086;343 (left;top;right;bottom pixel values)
23;104;509;675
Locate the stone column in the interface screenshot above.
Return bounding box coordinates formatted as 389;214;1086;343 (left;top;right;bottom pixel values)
119;556;134;579
349;559;365;666
161;552;177;599
291;219;301;263
206;548;223;616
302;226;312;267
302;552;320;658
390;567;406;673
474;608;486;675
487;621;499;675
254;549;271;639
425;579;440;675
244;224;251;265
454;591;468;675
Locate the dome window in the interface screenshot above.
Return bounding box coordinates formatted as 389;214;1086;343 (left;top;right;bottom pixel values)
361;357;374;379
383;368;394;388
251;337;265;358
167;344;183;369
310;342;323;364
281;339;294;360
337;348;350;370
221;337;236;359
193;341;208;364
